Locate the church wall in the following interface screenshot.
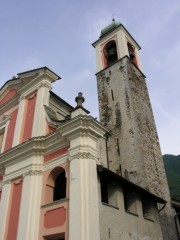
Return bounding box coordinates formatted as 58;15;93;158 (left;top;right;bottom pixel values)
6;178;23;240
40;154;70;240
98;179;163;240
22;93;37;142
0;89;17;106
4;108;18;151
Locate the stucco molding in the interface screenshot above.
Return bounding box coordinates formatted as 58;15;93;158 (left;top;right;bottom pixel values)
3;164;43;182
37;80;51;90
2;179;11;186
70;151;99;162
23;169;43;178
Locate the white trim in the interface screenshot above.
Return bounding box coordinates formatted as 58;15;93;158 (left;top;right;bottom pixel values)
69;153;100;240
0;115;10;153
0;181;12;240
32;81;51;137
3;164;43;182
17;171;43;239
43;154;68;171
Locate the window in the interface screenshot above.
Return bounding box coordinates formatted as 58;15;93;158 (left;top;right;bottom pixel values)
44;238;64;240
100;175;109;204
44;232;65;240
46;167;66;204
53;171;66;201
123;187;138;215
127;42;137;66
100;175;118;207
103;40;118;67
141;196;154;220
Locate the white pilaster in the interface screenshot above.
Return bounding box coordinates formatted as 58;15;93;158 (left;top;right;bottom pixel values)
0;180;12;239
32;80;51;137
0;116;10;153
12;96;26;147
59;115;106;240
69;151;100;240
17;170;43;240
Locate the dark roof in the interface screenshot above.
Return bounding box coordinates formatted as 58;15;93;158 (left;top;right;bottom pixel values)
97;165;166;204
0;77;20;91
71;105;90;114
50;91;74;110
92;23;141;50
0;67;60;92
100;20;121;37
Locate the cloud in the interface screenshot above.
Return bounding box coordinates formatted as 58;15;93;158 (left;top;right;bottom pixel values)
151;98;180;154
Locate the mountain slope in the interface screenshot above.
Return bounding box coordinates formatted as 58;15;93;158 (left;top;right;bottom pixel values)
163;154;180;201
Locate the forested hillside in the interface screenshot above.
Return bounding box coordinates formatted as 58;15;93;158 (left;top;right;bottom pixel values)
163;154;180;201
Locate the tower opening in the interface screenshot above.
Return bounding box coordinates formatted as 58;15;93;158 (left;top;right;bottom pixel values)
127;42;137;66
53;170;66;201
103;40;118;67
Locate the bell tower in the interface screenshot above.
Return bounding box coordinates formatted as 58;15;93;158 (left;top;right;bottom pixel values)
93;20;178;240
93;19;142;73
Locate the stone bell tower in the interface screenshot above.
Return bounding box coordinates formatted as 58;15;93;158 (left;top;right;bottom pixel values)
92;19;178;240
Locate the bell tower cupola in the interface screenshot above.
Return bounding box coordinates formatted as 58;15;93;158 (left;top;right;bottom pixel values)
92;19;142;72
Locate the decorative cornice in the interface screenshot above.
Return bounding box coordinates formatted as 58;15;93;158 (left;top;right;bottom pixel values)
2;179;11;186
23;169;43;178
37;80;51;90
0;115;105;167
2;164;43;183
58;114;107;140
70;152;98;162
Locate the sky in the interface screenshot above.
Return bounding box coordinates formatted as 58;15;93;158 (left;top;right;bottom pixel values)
0;0;179;155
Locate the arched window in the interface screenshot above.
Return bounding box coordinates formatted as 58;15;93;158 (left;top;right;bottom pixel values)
53;170;66;201
127;42;137;66
46;167;66;203
103;40;118;67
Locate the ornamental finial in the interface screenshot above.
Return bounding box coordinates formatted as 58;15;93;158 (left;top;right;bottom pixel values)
75;92;85;107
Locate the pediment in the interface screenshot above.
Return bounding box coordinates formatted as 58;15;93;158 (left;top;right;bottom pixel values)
0;78;22;107
0;67;61;109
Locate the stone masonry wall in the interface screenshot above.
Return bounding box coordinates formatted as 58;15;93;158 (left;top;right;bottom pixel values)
96;57;178;240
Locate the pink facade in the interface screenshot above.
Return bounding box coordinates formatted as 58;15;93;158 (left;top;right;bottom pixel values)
6;179;23;240
40;161;69;239
44;146;69;163
0;68;70;240
0;89;16;106
4;109;18;151
22;93;37;142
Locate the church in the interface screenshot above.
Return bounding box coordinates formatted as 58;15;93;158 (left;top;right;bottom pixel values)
0;20;179;240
